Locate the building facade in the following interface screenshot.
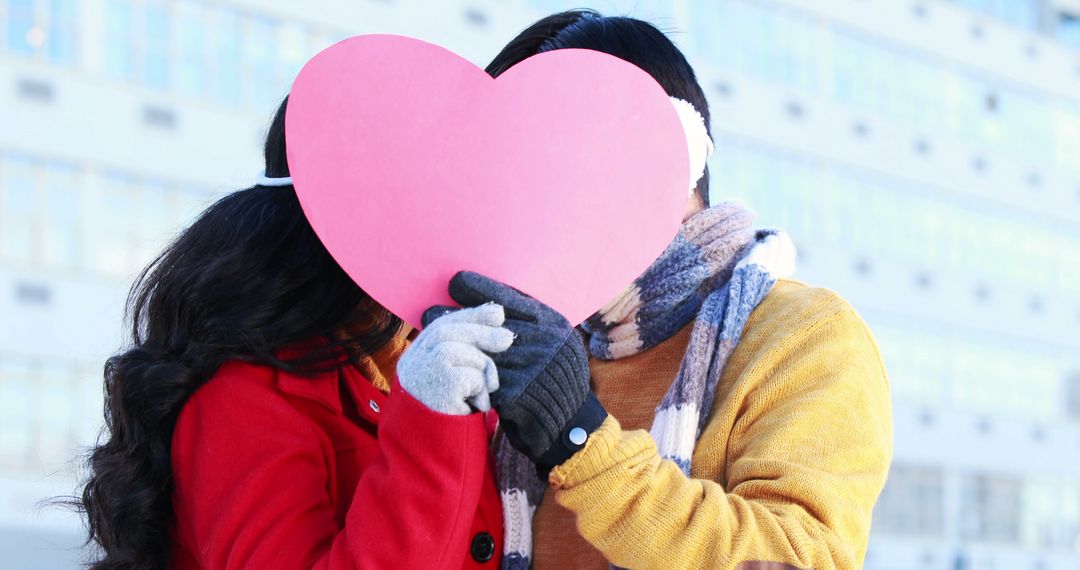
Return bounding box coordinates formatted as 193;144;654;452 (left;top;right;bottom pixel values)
0;0;1078;567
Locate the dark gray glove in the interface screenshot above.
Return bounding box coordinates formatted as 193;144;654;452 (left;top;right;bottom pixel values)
422;271;607;470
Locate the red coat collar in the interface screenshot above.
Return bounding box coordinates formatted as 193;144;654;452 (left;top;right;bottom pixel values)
272;336;395;424
275;363;388;427
276;368;343;414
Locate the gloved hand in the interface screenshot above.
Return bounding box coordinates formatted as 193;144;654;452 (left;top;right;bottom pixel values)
397;303;515;415
423;271;607;470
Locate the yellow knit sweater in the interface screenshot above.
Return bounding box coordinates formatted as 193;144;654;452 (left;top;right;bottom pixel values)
532;279;893;569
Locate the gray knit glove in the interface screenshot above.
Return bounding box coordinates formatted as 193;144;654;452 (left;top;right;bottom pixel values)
425;272;607;469
396;303;515;415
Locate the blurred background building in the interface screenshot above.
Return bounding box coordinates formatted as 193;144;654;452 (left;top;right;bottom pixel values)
1;0;1078;567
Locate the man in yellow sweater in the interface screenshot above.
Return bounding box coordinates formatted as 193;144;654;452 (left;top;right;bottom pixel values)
428;9;892;570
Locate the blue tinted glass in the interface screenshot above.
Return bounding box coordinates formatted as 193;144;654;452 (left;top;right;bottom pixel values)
245;16;277;107
1059;15;1080;50
1;155;37;216
104;0;134;79
176;1;206;97
212;8;242;105
0;361;35;456
997;0;1038;29
38;364;74;437
745;5;776;83
100;174;136;230
142;0;170;89
688;0;715;62
86;175;132;276
831;33;859;105
43;164;79;268
48;0;77;64
44;162;77;221
5;0;35;55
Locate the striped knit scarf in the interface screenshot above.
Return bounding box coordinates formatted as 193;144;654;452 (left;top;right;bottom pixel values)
495;203;797;569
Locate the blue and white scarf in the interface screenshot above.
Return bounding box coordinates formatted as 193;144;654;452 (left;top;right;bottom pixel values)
494;202;797;569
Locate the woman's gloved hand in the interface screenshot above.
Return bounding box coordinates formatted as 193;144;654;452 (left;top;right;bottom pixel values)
424;271;607;470
396;303;515;415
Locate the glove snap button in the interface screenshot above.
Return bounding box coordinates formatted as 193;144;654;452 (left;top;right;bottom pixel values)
568;426;588;446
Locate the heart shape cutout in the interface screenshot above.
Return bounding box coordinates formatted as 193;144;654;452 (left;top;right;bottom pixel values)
286;35;689;328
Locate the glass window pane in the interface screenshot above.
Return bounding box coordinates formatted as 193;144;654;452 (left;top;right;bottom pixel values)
1;154;38;216
37;362;74;461
135;180;174;265
47;0;77;64
5;0;36;55
141;0;170;89
0;360;35;466
873;464;944;536
211;7;242;105
175;0;207;97
139;180;173;238
1053;104;1080;175
92;174;137;276
961;474;1021;543
1;221;34;263
42;162;79;269
244;15;277;108
0;155;38;263
104;0;134;79
1060;14;1080;49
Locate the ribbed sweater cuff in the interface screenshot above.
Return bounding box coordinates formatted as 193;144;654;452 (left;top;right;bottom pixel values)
548;415;657;489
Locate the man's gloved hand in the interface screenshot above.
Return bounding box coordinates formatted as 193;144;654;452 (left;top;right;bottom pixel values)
423;271;607;470
397;303;514;415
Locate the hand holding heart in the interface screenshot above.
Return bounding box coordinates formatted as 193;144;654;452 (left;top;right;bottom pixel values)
422;271;600;466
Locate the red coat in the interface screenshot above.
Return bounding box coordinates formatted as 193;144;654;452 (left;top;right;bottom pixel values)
169;358;504;569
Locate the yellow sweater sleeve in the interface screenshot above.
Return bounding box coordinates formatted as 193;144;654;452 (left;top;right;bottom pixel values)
548;306;893;570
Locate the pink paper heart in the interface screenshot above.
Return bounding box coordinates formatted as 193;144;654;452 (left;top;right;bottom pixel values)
286;35;689;328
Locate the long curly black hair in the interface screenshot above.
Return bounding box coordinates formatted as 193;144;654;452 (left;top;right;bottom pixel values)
75;97;402;569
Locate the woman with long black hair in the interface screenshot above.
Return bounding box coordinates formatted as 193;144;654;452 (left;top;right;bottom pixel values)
77;99;510;569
